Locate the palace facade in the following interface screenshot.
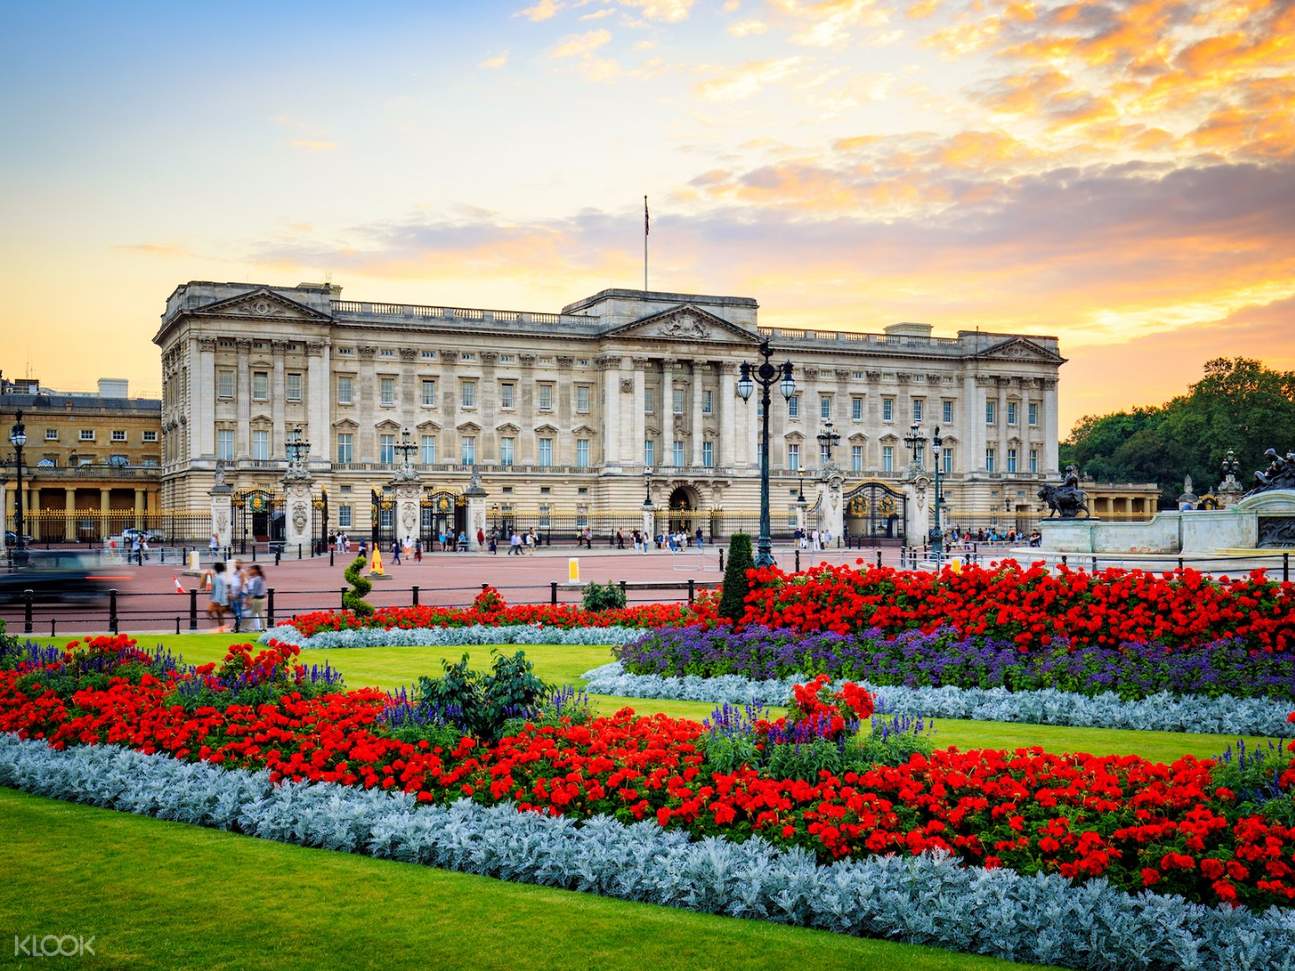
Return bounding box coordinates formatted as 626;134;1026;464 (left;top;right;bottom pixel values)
155;282;1064;542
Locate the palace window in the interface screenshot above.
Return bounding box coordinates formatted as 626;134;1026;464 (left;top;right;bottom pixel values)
421;350;436;360
1007;447;1018;473
644;439;655;467
539;504;551;530
575;385;590;413
338;505;352;527
286;373;302;401
217;370;235;399
216;429;234;462
788;443;800;471
111;430;127;442
882;397;894;422
986;447;996;472
421;435;437;465
143;431;157;442
986;401;996;424
576;438;590;467
80;429;95;441
538;383;554;411
461;436;476;465
337;376;353;405
702;390;713;415
912;399;923;423
851;445;863;472
380;378;396;406
788;395;799;418
336;433;353;464
702;441;714;467
500;382;515;409
421;380;437;406
45;428;58;440
943;400;954;423
672;388;685;415
539;438;554;467
1007;401;1018;425
644;392;654;414
943;448;953;474
253;371;269;400
500;437;514;467
1028;402;1039;426
380;434;396;464
882;445;894;474
380;348;395;357
461;380;476;408
672;441;685;467
820;395;831;419
851;397;863;421
498;353;513;363
1029;448;1039;474
252;430;269;461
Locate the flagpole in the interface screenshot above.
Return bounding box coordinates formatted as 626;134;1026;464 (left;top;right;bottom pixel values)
643;194;649;292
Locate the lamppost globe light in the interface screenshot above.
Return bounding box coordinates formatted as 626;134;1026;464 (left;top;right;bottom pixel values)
779;362;795;401
9;427;25;448
737;364;754;401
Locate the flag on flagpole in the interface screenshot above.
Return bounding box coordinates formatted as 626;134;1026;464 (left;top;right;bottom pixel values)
644;195;649;236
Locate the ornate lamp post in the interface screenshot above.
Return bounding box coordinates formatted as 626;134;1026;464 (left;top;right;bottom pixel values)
393;427;417;472
930;426;945;561
284;426;312;471
9;409;28;566
737;339;796;567
816;418;840;467
642;466;653;509
903;421;925;469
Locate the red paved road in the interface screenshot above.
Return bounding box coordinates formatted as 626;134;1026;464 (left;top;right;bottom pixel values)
4;543;943;634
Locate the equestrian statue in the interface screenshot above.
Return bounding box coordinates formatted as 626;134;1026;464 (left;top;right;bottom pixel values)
1038;465;1090;519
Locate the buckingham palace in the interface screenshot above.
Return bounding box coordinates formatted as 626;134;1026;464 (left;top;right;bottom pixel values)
154;281;1066;545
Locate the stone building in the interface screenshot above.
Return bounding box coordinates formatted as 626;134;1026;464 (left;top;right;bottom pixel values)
0;376;163;542
154;282;1065;544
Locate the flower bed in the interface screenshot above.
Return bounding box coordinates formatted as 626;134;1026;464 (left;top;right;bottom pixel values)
263;622;645;650
740;562;1295;653
581;661;1295;737
4;636;1295;912
284;587;703;639
616;625;1295;702
8;738;1295;971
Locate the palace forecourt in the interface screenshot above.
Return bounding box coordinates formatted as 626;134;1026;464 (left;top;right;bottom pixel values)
155;282;1072;546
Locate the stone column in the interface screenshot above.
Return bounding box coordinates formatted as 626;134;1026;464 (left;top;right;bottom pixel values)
391;478;422;550
642;503;656;543
464;467;488;550
0;480;7;554
691;362;705;468
661;359;674;467
601;356;621;467
63;487;76;541
632;358;648;466
99;487;111;542
134;488;145;531
719;362;737;468
272;340;287;461
997;380;1009;472
236;338;251;459
1043;378;1059;473
307;341;331;464
198;337;217;459
209;474;232;551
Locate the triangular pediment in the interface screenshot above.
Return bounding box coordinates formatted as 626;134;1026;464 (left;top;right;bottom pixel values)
972;336;1065;364
602;304;761;344
190;287;331;322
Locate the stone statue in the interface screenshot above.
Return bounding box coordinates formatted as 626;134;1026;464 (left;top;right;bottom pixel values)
1177;475;1197;511
1038;464;1090;519
1247;447;1295;495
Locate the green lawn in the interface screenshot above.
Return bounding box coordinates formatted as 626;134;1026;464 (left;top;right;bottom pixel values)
28;633;1273;762
0;788;1050;971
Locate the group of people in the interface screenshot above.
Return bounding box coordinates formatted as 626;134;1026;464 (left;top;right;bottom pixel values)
942;527;1040;548
500;528;540;555
202;559;268;633
794;526;834;550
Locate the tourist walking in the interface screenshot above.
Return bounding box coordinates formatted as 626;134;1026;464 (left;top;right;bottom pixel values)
391;538;401;565
204;561;229;632
244;564;267;632
509;531;522;555
227;559;245;633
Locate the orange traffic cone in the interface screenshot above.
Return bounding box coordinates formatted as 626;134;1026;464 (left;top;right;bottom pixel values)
173;576;185;595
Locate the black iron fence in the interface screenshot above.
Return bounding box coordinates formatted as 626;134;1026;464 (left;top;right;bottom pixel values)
15;511;214;546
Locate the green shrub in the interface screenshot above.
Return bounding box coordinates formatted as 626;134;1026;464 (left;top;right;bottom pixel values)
582;581;627;612
342;555;374;616
416;650;551;741
719;533;755;623
699;733;762;775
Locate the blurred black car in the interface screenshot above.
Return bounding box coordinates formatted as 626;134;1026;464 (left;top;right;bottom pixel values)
0;551;130;606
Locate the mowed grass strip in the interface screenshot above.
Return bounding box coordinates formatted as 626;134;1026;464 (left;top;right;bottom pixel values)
0;788;1049;971
28;634;1276;762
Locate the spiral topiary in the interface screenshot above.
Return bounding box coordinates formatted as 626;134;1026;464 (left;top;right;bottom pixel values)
342;554;374;616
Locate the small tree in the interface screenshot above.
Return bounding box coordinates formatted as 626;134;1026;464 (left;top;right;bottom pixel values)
719;532;755;623
342;555;374;616
582;581;627;612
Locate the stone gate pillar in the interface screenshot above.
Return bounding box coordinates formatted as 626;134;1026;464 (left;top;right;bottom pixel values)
464;467;488;550
209;467;232;552
282;470;314;554
817;467;845;545
903;473;931;549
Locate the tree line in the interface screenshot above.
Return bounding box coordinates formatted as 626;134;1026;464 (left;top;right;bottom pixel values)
1060;358;1295;507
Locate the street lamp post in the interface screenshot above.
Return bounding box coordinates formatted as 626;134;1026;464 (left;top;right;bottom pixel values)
930;426;945;562
816;418;840;466
642;467;653;509
737;339;796;567
9;409;28;566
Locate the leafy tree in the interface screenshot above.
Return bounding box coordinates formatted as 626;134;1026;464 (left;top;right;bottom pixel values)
1063;358;1295;505
720;533;756;622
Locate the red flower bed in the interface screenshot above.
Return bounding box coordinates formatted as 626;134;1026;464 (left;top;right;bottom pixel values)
4;636;1295;909
740;562;1295;652
287;586;707;638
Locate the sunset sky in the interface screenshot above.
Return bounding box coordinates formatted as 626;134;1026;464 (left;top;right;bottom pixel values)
1;0;1292;433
